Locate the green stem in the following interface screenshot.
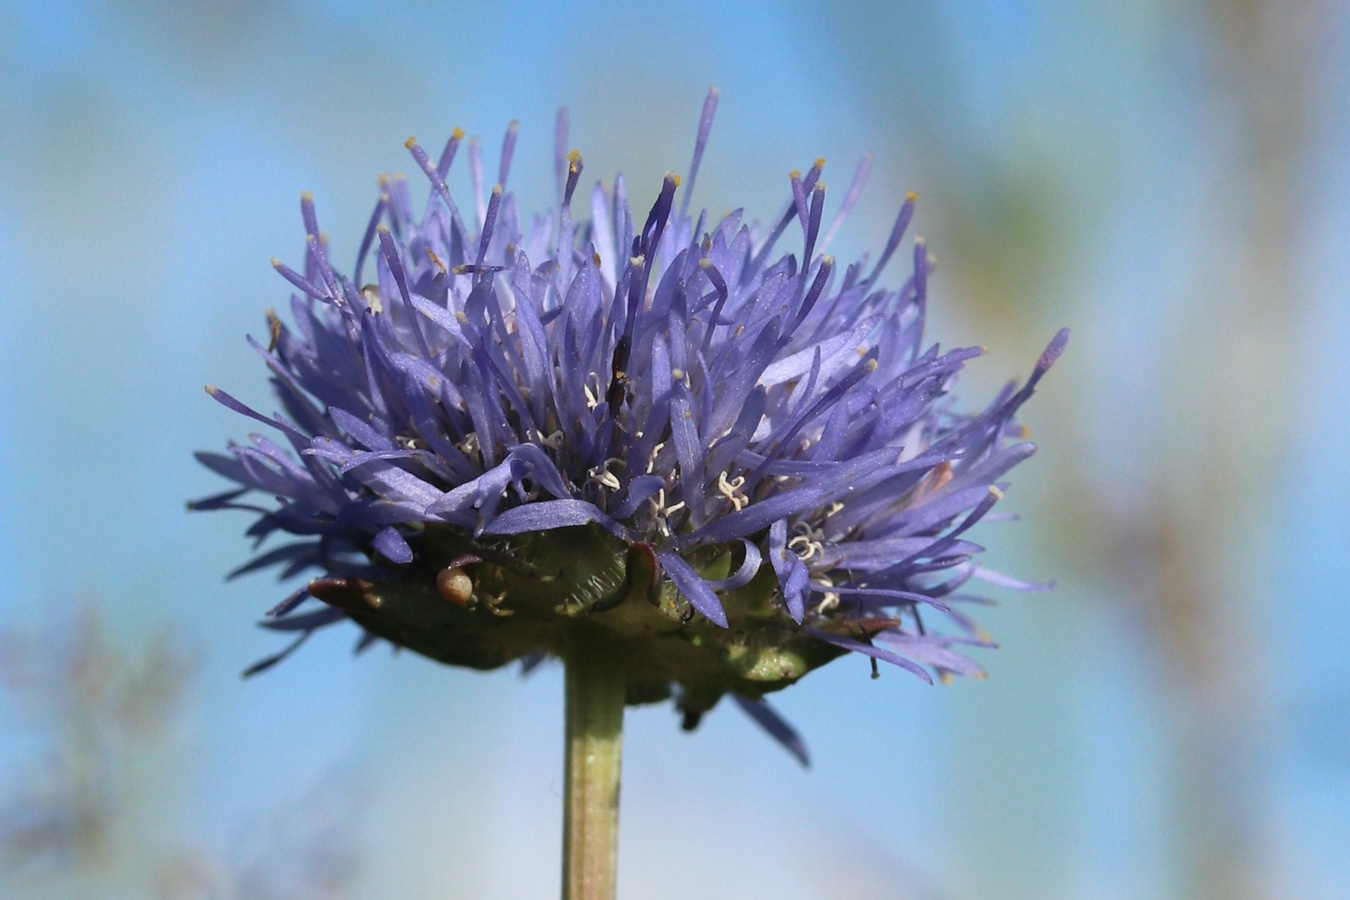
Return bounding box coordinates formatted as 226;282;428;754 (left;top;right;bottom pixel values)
562;632;625;900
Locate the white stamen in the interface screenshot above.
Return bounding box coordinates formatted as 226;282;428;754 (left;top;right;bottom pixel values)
536;429;566;450
646;441;666;474
587;457;625;492
716;470;749;512
811;575;840;613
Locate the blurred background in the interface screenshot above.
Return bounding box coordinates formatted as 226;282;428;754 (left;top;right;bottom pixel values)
1;1;1347;897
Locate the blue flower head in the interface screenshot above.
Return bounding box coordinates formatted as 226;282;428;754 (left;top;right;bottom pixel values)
194;89;1067;763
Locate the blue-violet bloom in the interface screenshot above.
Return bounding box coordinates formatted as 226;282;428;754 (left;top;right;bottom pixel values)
194;89;1067;764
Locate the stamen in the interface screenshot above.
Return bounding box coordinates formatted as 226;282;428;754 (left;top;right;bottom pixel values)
811;575;840;613
646;441;666;474
536;429;566;450
716;470;749;512
588;457;625;492
583;373;603;411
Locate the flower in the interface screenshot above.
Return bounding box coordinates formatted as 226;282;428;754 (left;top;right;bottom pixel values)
193;88;1066;764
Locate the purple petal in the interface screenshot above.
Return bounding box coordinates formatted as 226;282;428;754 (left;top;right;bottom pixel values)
874;632;989;679
657;551;728;627
480;499;615;535
372;526;414;563
732;694;809;767
804;627;933;684
768;519;809;623
706;539;762;591
972;566;1056;592
260;605;347;633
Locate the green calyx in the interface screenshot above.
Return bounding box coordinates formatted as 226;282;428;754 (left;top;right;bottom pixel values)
307;524;846;712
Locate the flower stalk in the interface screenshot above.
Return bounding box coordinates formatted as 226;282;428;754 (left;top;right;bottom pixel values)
562;631;625;900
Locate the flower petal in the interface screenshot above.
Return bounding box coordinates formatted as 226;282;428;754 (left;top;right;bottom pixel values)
732;694;809;767
657;551;728;627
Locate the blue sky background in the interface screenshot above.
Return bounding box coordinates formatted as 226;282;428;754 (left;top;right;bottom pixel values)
2;1;1348;897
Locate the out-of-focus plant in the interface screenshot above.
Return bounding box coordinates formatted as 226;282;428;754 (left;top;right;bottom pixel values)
0;607;365;898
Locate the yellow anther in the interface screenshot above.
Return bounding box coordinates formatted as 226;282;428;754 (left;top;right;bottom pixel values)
426;247;447;275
